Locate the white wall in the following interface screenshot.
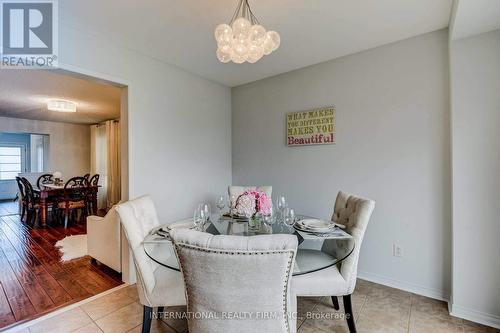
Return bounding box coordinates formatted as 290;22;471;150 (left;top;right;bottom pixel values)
58;21;232;224
0;116;90;178
450;29;500;327
232;30;451;299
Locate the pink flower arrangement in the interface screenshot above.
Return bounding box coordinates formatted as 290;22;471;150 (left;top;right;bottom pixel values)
234;190;272;218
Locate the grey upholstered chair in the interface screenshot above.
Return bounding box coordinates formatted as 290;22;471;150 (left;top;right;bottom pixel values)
291;191;375;333
116;196;186;333
170;229;298;333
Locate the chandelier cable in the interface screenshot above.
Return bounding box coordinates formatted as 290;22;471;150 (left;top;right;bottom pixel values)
229;0;259;25
245;0;260;25
229;0;243;24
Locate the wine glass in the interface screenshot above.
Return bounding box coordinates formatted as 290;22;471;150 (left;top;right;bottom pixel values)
216;196;225;217
276;196;287;221
193;205;205;231
202;203;211;223
262;206;275;225
289;208;296;225
283;207;296;227
277;196;287;211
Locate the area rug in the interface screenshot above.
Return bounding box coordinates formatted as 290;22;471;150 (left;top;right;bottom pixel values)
55;234;88;261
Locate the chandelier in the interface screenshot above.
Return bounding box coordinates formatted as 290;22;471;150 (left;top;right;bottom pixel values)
214;0;280;64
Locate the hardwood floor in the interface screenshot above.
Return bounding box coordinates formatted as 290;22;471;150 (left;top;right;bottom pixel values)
0;202;122;330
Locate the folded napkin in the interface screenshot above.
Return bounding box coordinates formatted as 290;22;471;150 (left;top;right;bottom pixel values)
294;228;352;240
150;219;195;240
164;219;195;231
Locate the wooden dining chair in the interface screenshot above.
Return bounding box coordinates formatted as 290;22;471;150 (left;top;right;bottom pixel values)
87;174;100;214
83;173;90;182
36;173;54;190
15;177;27;221
20;177;41;226
89;174;99;186
57;176;89;228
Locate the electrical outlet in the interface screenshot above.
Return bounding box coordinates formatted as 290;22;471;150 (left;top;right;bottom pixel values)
393;244;403;257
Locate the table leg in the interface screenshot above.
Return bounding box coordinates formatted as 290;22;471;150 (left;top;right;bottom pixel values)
40;194;47;227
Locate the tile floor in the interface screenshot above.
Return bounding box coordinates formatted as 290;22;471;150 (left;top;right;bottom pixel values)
0;201;19;216
18;279;499;333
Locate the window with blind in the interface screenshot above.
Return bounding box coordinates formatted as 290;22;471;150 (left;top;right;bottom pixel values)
0;146;22;180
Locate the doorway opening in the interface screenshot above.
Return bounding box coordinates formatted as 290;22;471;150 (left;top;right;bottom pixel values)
0;67;129;329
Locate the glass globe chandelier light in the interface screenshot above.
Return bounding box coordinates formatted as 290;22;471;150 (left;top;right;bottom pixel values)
214;0;280;64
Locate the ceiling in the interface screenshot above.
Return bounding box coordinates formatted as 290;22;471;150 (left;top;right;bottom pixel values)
0;70;121;124
451;0;500;40
59;0;454;87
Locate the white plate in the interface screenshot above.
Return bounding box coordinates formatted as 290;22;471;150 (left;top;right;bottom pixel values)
297;219;335;230
295;221;336;233
294;224;336;234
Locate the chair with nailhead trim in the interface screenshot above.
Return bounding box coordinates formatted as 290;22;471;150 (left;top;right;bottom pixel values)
291;191;375;333
170;228;298;333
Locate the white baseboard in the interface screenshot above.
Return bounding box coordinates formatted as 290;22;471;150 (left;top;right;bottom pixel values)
358;271;500;329
357;270;450;301
449;303;500;329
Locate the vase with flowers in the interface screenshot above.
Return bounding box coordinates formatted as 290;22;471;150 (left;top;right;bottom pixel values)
232;189;272;221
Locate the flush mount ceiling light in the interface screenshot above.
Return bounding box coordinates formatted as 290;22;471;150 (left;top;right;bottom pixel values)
47;99;77;113
214;0;280;64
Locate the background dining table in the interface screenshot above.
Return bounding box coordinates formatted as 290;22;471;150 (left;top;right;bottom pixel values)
143;214;354;276
33;184;100;227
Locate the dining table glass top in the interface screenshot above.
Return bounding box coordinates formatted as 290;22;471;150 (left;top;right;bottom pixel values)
143;214;355;276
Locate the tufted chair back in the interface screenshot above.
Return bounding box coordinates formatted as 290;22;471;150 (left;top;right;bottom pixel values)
331;191;375;294
116;196;162;305
228;186;272;207
171;229;297;333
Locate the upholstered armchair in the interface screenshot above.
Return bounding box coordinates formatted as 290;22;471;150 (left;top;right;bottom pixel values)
228;185;272;208
170;229;298;333
116;196;186;333
291;191;375;333
87;206;121;272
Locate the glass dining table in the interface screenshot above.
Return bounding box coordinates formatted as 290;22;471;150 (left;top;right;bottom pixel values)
143;215;355;276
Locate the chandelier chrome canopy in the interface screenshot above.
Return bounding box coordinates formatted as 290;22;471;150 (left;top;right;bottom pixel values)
214;0;280;64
